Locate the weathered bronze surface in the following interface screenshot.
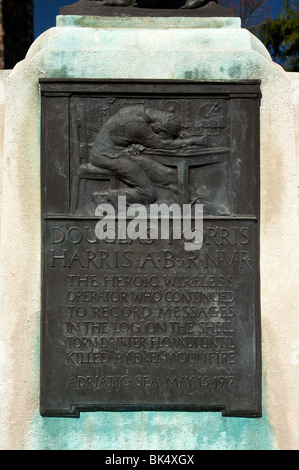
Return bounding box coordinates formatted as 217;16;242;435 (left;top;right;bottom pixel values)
60;0;235;17
82;104;220;210
40;80;261;417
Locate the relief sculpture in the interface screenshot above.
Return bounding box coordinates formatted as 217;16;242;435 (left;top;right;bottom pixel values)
73;96;231;217
88;0;218;8
78;105;217;208
40;80;261;417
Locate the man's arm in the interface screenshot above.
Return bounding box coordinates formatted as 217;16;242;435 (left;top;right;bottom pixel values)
167;135;215;150
136;130;214;151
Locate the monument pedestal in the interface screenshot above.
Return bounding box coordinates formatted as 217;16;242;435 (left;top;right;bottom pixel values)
0;14;298;450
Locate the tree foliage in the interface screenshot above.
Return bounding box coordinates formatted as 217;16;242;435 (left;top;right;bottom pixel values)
257;0;299;71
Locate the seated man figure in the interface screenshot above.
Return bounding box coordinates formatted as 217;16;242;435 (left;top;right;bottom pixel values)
82;105;214;207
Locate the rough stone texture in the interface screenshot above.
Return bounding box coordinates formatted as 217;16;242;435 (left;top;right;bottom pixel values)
288;73;299;217
0;16;298;450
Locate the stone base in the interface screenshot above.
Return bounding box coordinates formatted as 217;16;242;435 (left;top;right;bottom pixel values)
0;15;298;450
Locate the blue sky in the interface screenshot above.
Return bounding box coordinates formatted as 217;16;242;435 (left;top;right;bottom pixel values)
33;0;285;39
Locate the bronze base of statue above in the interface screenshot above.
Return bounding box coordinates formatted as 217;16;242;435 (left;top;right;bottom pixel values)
60;0;235;17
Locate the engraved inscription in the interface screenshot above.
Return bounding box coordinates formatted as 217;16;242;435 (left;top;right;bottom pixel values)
43;220;258;408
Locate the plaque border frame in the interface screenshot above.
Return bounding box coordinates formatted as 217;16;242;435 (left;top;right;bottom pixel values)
40;79;262;418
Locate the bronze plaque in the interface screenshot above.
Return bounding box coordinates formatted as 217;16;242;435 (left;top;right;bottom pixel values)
40;80;261;417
